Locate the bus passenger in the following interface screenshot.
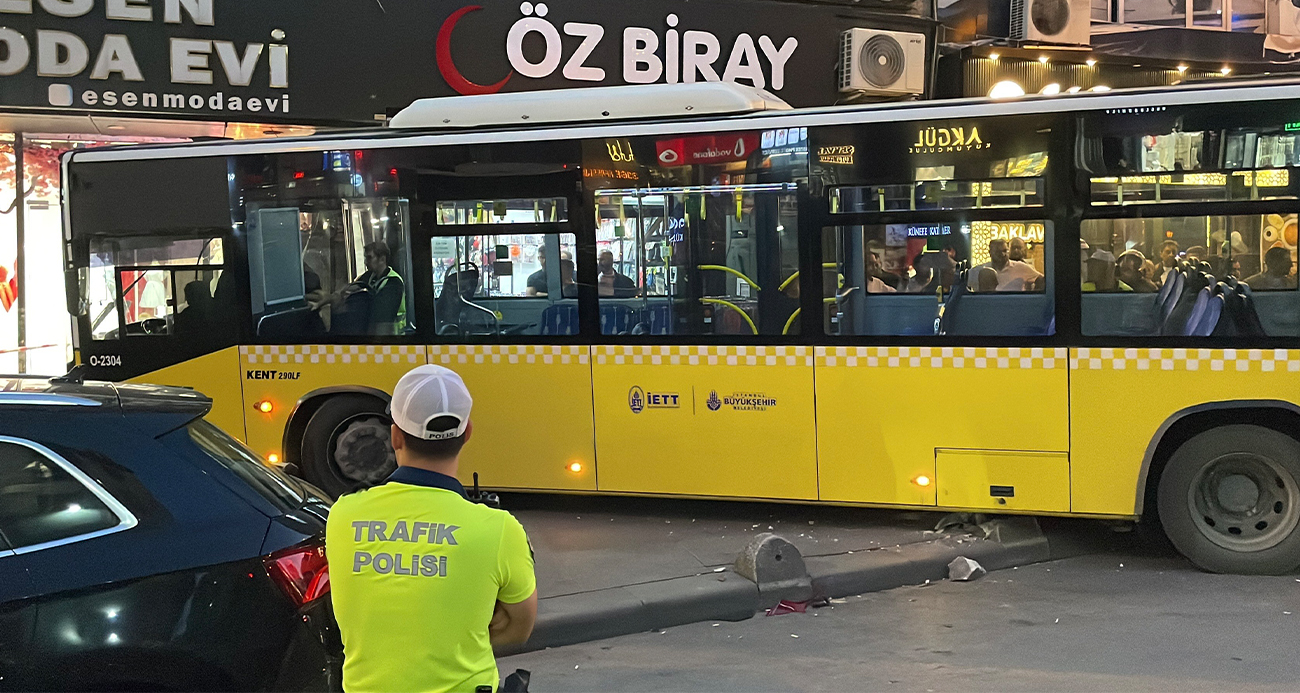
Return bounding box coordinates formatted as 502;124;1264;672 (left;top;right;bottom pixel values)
969;238;1042;291
1156;240;1180;286
1117;250;1158;293
597;250;637;297
312;241;407;335
1244;247;1297;290
527;247;577;297
865;252;896;293
1082;250;1130;292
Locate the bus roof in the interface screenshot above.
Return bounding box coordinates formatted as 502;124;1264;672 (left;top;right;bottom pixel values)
389;83;792;129
66;77;1300;164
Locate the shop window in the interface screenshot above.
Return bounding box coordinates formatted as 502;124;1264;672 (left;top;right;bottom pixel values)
592;184;799;336
88;235;224;340
0;439;124;551
1080;214;1300;336
824;221;1053;337
431;233;582;337
435;197;567;225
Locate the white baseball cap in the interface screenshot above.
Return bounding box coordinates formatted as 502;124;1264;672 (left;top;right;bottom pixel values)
389;365;473;441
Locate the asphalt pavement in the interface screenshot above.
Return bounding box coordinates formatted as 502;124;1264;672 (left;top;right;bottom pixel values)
501;523;1300;691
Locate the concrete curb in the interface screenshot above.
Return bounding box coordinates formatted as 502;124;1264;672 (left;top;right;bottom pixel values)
508;517;1052;654
503;572;759;655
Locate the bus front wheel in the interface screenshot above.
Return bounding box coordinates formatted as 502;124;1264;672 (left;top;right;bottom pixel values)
300;394;396;498
1158;424;1300;575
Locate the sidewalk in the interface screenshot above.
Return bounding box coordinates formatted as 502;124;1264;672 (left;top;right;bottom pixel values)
506;494;949;600
497;494;1059;653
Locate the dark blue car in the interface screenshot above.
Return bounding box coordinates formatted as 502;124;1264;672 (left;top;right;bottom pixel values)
0;376;341;691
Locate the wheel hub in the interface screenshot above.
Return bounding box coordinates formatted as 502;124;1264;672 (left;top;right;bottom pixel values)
1190;452;1300;552
331;415;396;486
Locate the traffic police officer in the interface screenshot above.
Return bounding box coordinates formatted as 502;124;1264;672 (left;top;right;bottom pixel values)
327;365;537;692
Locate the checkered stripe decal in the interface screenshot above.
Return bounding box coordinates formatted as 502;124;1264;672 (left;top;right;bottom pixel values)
240;345;423;365
815;347;1069;369
430;345;590;366
1071;348;1300;372
594;345;813;366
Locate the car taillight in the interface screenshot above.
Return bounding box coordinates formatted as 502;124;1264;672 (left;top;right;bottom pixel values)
265;540;330;607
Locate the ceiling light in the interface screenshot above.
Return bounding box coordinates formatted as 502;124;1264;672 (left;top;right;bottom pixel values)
1066;86;1083;93
1039;55;1049;64
988;80;1026;99
1086;58;1097;67
1040;83;1062;95
1089;85;1112;92
1177;65;1188;73
989;52;1000;61
1221;66;1232;75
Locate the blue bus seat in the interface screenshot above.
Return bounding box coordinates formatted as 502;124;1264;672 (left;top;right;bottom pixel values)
541;303;580;336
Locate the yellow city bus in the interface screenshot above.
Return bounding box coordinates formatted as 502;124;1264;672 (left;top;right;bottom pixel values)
63;80;1300;574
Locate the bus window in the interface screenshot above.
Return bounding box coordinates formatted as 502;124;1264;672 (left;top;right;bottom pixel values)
431;233;582;337
88;235;224;340
825;221;1052;337
583;131;803;337
1081;215;1300;336
829;177;1045;213
435;197;568;225
592;186;799;336
237;152;415;339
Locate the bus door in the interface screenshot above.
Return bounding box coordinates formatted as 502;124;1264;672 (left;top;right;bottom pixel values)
809;116;1071;512
587;172;818;501
416;167;598;492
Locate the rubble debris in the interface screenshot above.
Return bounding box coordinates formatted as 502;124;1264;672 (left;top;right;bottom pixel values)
947;556;987;582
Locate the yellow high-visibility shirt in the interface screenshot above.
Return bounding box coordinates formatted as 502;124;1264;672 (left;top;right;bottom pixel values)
326;467;535;693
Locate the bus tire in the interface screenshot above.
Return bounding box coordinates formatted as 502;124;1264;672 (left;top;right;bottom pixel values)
300;394;396;498
1157;424;1300;575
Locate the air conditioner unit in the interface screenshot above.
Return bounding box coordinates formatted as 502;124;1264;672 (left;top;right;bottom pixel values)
1011;0;1092;45
838;28;926;96
1267;0;1300;36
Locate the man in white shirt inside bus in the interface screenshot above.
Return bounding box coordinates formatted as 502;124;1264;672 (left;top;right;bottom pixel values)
969;238;1042;291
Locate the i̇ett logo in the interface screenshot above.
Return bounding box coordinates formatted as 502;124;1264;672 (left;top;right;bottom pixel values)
628;386;681;413
706;390;722;411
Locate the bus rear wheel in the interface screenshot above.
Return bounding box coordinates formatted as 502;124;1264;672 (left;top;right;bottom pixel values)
300;394;396;498
1158;424;1300;575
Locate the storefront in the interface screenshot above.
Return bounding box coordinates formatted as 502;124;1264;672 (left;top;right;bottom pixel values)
0;0;934;374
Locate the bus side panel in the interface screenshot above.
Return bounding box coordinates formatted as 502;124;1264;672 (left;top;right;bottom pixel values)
128;347;246;441
815;347;1070;506
239;345;428;461
433;345;596;492
1069;347;1300;516
591;346;817;500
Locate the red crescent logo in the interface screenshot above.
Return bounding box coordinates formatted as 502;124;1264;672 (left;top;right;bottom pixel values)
436;5;513;96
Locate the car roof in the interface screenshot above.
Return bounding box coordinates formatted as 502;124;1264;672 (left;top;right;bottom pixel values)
0;376;211;417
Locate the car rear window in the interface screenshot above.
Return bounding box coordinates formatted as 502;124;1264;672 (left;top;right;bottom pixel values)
185;420;306;513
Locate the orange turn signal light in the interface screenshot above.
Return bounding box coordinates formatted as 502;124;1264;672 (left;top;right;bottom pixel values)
267;453;281;465
913;475;932;487
567;462;583;473
255;400;274;414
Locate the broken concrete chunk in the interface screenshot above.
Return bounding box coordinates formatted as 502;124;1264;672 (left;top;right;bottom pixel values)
948;556;987;582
